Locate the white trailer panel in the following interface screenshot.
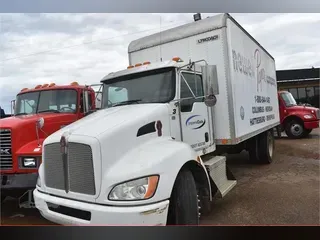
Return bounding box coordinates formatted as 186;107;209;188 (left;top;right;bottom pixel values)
226;18;280;142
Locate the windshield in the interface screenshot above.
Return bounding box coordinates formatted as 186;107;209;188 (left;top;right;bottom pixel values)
280;92;297;107
102;67;175;108
15;89;78;115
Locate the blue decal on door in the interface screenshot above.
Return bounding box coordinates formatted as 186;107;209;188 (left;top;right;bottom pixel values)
185;115;206;130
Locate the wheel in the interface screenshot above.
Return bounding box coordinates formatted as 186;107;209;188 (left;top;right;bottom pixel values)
167;168;200;225
257;130;274;164
285;120;305;139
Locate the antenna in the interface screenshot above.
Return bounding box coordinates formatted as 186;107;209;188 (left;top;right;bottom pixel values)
159;16;162;62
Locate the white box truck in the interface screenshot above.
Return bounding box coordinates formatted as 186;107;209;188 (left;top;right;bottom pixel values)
34;13;280;225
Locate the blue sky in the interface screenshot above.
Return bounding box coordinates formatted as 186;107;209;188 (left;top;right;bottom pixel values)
0;13;320;113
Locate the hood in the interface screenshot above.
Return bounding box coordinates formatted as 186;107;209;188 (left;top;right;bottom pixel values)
286;105;319;113
45;103;170;143
0;113;76;130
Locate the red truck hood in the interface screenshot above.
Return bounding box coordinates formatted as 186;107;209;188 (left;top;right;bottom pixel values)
0;113;73;129
287;105;319;113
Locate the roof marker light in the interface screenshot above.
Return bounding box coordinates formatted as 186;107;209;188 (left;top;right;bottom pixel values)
35;85;42;89
135;63;142;67
172;57;183;62
70;82;79;86
143;61;151;65
42;84;49;88
127;65;134;69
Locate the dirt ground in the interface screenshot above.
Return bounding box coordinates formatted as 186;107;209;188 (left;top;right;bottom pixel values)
1;129;319;225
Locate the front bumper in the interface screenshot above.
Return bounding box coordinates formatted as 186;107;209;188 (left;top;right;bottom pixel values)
304;120;319;129
34;189;170;226
1;173;38;190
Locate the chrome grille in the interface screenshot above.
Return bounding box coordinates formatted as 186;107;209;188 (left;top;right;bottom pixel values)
44;142;96;195
0;129;13;170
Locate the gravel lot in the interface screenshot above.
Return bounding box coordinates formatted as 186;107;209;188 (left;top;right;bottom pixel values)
1;129;319;225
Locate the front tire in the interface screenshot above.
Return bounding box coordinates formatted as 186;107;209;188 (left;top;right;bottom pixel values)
285;120;305;139
167;168;199;225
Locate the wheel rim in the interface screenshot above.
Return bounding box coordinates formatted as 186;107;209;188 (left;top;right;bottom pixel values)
197;193;201;220
268;132;274;157
290;123;303;136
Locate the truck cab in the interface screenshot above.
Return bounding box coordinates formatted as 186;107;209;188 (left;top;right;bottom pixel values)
278;90;320;138
0;82;96;202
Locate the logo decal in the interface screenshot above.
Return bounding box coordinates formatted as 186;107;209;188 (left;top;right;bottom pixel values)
240;106;245;120
60;135;68;154
0;148;11;155
197;35;219;44
60;135;69;193
185;115;206;130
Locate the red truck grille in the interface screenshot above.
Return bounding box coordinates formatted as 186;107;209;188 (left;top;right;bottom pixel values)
0;129;13;170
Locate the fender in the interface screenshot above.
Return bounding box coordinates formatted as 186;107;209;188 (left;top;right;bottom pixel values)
96;137;211;206
16;139;45;156
282;112;304;125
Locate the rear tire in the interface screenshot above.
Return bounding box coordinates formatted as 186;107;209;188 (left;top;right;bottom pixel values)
257;130;274;164
285;120;305;139
167;168;199;225
1;195;6;204
248;136;260;163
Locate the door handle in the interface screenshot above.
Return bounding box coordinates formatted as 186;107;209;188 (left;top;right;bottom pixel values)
205;132;209;142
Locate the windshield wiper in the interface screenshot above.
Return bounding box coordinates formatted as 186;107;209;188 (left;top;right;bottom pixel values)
112;99;142;107
286;103;296;107
15;112;28;116
38;109;60;113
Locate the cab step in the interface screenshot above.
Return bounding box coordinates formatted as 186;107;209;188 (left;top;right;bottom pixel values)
203;155;237;198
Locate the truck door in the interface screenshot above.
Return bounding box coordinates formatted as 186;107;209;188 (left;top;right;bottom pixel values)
178;70;211;153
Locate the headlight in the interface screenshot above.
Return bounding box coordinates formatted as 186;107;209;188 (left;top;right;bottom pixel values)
304;114;314;119
22;157;37;168
108;175;159;201
36;176;41;187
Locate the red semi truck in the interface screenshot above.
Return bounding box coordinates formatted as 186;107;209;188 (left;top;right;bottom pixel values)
277;90;320;138
0;82;98;205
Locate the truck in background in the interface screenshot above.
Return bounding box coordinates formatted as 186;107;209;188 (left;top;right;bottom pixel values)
0;82;98;205
277;90;319;139
34;13;280;225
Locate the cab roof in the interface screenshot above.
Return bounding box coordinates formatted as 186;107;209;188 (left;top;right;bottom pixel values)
101;59;186;82
18;82;91;95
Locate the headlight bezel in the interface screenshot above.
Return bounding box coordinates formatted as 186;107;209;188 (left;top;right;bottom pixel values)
304;114;314;119
108;175;160;202
19;156;40;169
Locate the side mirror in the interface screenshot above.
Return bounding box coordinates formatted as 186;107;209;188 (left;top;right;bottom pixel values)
201;65;219;107
204;94;217;107
36;117;45;129
11;100;16;115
